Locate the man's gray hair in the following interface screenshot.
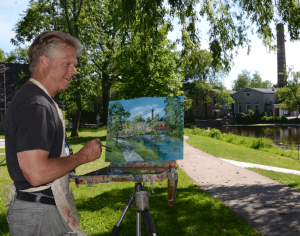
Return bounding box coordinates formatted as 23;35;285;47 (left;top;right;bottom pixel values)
28;31;82;73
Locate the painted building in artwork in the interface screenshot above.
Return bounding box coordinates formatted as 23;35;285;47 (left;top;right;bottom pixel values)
157;121;168;130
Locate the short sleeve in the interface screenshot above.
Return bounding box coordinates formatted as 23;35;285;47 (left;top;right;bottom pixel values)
16;104;55;152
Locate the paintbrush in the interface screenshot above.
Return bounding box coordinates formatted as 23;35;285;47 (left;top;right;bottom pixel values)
74;137;112;152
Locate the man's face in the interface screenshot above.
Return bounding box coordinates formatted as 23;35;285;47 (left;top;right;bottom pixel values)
46;43;78;94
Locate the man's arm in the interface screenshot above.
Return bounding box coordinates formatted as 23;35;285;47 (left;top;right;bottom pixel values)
17;139;102;187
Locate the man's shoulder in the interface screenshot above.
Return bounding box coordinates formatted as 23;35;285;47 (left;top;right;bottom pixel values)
13;84;53;107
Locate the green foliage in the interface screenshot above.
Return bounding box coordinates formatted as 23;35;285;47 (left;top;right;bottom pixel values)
0;46;29;64
169;130;183;138
132;115;145;124
232;70;273;91
215;89;234;112
17;70;30;89
208;128;222;139
276;66;300;112
164;96;184;132
250;138;273;149
107;102;130;136
261;116;288;123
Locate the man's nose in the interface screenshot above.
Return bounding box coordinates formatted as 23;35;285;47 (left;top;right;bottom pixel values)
70;65;77;75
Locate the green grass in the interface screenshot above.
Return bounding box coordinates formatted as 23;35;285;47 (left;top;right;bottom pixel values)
185;130;300;171
0;127;262;236
247;168;300;190
185;128;300;160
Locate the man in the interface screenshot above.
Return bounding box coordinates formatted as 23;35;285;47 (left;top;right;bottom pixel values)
5;31;102;236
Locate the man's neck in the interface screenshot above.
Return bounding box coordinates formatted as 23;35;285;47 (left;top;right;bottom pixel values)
30;71;56;97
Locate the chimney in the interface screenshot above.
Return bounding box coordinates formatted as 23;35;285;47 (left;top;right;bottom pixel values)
152;109;154;120
277;23;287;88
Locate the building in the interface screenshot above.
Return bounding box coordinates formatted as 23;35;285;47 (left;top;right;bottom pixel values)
232;87;279;116
185;89;235;119
0;63;30;131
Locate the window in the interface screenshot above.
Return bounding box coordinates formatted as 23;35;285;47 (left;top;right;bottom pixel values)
238;105;242;113
245;92;251;97
213;96;217;105
255;104;259;113
194;110;199;117
185;110;188;117
246;104;250;112
195;98;199;106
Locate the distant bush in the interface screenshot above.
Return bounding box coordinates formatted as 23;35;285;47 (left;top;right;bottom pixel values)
261;116;288;123
208;128;221;139
236;110;288;124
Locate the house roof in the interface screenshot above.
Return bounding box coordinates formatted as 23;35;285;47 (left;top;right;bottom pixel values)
232;87;276;96
0;63;30;109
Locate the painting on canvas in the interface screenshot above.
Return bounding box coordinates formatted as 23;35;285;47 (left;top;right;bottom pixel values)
106;96;184;164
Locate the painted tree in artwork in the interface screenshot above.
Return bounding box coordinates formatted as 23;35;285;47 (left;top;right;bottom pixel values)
150;119;160;131
132;115;146;124
164;97;184;132
107;102;130;145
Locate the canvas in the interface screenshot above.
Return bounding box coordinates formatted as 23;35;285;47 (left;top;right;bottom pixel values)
106;96;184;164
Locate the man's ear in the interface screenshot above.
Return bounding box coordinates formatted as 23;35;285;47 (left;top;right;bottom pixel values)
39;55;50;68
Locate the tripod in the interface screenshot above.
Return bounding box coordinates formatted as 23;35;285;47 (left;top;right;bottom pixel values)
110;182;157;236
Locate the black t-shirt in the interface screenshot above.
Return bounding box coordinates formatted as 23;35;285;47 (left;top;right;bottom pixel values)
5;83;64;195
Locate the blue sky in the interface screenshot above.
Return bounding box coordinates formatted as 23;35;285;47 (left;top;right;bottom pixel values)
109;97;175;121
1;0;300;90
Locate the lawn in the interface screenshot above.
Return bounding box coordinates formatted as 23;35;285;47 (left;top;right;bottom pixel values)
0;127;262;236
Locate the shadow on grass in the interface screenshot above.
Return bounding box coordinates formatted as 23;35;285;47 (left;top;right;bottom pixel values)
0;213;9;235
76;184;256;236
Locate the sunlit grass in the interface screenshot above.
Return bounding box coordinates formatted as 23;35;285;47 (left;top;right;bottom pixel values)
0;127;262;235
247;168;300;190
185;133;300;171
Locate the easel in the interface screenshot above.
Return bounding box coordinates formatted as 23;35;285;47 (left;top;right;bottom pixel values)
111;182;156;236
70;162;178;235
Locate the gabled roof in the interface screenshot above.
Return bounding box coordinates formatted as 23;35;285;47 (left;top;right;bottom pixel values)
232;87;276;96
0;63;30;109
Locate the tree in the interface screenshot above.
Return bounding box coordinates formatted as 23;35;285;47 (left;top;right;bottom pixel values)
107;102;130;145
0;47;29;63
250;71;273;88
112;24;183;100
232;70;273;91
232;70;251;91
164;96;184;131
11;0;99;137
119;0;300;70
276;67;300;113
215;89;234;114
0;49;6;62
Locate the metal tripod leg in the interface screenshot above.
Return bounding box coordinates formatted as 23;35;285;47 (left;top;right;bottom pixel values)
110;193;135;236
142;210;157;235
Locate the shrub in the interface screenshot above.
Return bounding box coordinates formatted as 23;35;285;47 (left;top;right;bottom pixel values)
208;128;222;139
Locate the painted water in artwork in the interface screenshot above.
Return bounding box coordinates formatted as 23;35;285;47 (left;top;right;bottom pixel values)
106;96;184;164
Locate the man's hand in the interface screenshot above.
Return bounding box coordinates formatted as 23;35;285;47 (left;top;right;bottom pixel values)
17;139;103;186
76;138;102;163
